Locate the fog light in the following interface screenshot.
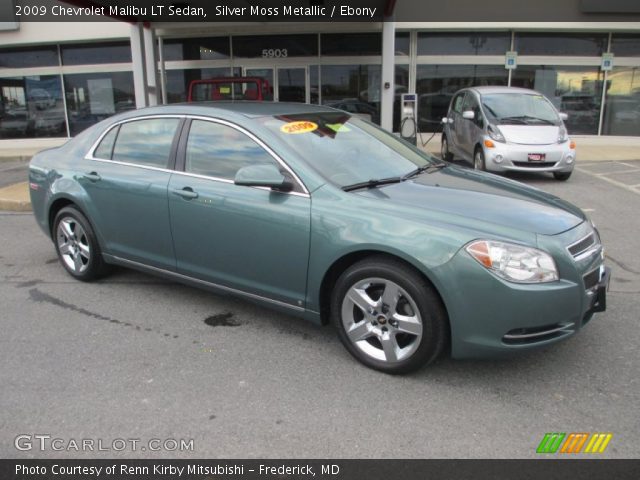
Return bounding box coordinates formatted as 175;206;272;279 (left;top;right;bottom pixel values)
565;155;574;164
494;154;503;164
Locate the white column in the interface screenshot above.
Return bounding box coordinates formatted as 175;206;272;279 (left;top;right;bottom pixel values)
143;26;159;106
130;23;148;108
380;20;396;132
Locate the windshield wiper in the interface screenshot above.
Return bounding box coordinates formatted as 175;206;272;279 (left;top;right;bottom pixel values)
500;115;555;125
402;162;448;180
341;176;402;192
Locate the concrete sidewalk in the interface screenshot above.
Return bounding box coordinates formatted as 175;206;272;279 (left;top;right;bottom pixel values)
1;134;640;212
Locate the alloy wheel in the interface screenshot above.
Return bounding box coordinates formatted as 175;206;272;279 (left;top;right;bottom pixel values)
340;277;423;364
56;217;90;274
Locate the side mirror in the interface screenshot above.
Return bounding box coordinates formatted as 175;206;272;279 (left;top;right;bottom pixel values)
559;112;569;121
234;163;293;192
462;110;475;120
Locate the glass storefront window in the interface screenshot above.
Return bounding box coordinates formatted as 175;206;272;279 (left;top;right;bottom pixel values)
232;34;317;58
0;46;59;69
395;32;410;56
310;65;319;104
415;65;508;131
1;75;66;139
602;67;640;136
611;34;640;57
321;33;382;56
514;33;607;56
321;65;381;124
417;32;511;56
163;37;231;61
165;67;239;104
511;65;604;134
61;42;131;65
64;72;135;136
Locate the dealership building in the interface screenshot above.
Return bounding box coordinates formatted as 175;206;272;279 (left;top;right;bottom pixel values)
1;0;640;143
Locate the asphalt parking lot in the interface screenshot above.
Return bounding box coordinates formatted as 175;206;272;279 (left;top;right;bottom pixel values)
1;162;639;459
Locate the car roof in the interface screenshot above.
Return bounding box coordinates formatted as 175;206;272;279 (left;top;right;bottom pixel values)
126;102;338;119
465;86;541;96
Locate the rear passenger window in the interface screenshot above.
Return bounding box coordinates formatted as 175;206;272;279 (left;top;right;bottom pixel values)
185;120;278;180
93;125;119;160
111;118;180;168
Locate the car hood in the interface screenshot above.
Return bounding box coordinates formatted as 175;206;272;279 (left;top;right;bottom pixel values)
498;125;559;145
354;166;585;236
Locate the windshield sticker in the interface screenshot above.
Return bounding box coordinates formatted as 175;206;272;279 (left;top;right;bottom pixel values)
326;123;350;133
280;121;318;134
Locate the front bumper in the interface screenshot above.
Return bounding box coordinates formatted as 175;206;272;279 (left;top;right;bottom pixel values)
483;138;575;173
432;226;609;359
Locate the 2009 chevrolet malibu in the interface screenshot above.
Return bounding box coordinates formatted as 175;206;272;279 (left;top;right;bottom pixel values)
29;103;610;373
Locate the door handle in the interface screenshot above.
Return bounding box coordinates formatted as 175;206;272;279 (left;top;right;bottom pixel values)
171;187;199;200
83;172;101;182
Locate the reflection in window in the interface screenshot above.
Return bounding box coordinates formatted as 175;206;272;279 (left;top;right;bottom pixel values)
321;33;381;56
162;37;231;61
0;46;58;68
165;68;239;103
112;119;179;168
94;125;119;159
61;42;131;65
418;32;511;56
395;32;410;56
514;33;607;56
321;65;381;125
64;72;136;135
415;65;508;131
511;65;604;134
0;75;66;139
611;34;640;57
186;120;276;180
603;67;640;136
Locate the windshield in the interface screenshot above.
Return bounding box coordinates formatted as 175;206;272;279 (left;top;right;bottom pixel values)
258;113;436;188
481;93;561;126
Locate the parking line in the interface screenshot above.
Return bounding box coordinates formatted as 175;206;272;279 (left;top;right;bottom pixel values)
619;162;640;168
577;167;640;196
594;168;640;176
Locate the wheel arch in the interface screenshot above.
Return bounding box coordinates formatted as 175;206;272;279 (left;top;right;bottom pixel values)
318;249;451;339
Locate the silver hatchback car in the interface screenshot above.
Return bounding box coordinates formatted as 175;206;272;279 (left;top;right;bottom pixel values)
441;86;576;181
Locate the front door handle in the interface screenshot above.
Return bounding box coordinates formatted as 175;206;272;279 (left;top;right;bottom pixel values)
171;187;199;200
83;172;101;182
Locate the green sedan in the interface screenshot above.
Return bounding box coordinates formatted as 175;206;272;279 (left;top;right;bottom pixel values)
29;103;610;373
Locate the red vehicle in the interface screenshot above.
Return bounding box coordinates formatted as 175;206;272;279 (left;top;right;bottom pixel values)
187;77;273;102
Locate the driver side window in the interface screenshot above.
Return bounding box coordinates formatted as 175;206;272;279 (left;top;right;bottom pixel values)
452;93;466;114
462;94;484;129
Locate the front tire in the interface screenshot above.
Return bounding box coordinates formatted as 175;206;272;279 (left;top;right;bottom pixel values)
474;147;486;171
331;256;448;374
553;171;572;181
53;206;109;281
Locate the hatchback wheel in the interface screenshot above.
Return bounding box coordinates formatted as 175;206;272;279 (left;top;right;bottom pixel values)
53;206;109;281
553;171;572;181
331;256;447;374
474;148;486;171
441;136;453;162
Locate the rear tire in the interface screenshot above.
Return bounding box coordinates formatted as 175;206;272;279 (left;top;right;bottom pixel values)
441;135;453;162
331;256;448;374
553;171;572;181
53;206;109;281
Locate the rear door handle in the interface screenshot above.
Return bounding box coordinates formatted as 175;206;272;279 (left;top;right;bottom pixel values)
171;187;199;200
83;172;101;182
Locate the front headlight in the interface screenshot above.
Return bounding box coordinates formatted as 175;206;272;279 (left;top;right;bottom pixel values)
487;124;506;143
557;125;569;143
465;240;559;283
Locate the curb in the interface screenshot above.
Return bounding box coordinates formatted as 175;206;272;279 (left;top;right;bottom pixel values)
0;156;32;163
0;182;32;212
